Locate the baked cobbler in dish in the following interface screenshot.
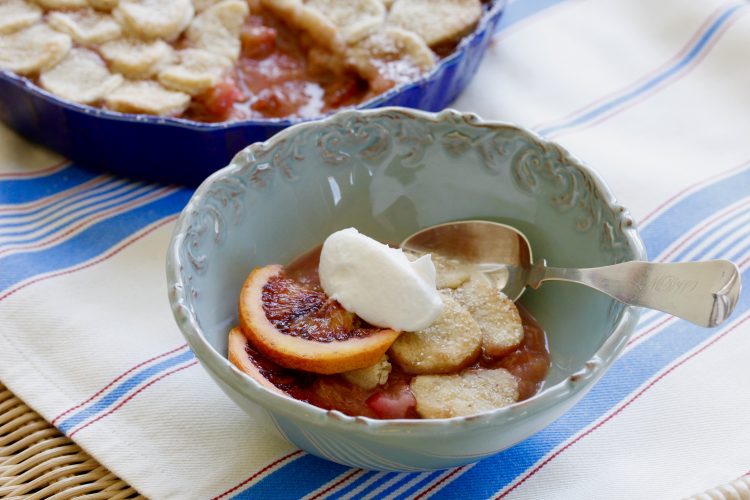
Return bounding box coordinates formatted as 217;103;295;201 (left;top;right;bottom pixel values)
0;0;489;121
228;229;550;420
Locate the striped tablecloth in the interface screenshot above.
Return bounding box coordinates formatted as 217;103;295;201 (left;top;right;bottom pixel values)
1;0;749;498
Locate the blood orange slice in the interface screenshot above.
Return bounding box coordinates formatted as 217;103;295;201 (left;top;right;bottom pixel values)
227;327;286;395
239;264;400;374
228;327;316;398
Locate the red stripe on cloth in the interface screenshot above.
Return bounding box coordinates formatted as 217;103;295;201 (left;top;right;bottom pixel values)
0;186;176;257
414;466;467;499
557;6;746;139
0;175;114;213
659;197;750;262
68;360;199;438
495;314;750;498
211;450;305;500
626;316;673;347
51;343;189;425
638;160;750;227
0;214;177;302
531;3;733;134
308;469;364;500
0;160;69;179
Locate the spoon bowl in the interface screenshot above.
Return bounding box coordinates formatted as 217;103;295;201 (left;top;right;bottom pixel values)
402;220;741;328
402;221;533;301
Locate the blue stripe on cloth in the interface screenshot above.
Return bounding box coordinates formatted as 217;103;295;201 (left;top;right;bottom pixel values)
640;166;750;259
0;189;192;293
709;225;750;263
57;349;196;434
394;470;445;500
231;454;350;500
0;184;156;238
0;176;119;221
0;178;132;227
429;270;750;499
0;164;99;204
327;470;380;499
728;240;750;263
629;310;667;334
495;0;568;33
668;203;750;262
342;472;405;498
373;472;424;498
536;3;746;137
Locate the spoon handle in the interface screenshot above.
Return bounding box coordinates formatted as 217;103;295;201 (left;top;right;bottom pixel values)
530;260;741;327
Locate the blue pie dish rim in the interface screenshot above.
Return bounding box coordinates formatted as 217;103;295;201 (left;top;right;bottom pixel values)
0;0;507;132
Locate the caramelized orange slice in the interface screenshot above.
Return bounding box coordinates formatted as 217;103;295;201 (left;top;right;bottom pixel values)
239;265;400;374
227;327;286;395
228;327;318;399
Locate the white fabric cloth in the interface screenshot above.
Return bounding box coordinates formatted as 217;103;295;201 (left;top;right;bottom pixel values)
1;0;749;498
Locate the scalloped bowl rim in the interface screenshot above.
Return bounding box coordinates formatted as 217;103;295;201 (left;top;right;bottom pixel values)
0;0;505;132
167;107;646;435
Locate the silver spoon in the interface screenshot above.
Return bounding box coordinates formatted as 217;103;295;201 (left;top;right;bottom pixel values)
401;220;741;328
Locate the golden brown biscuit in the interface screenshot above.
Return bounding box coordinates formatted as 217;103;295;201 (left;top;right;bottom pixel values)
388;0;481;47
452;275;524;357
411;368;519;418
389;293;482;374
0;0;42;35
104;80;191;115
47;8;122;45
40;48;123;104
0;23;71;75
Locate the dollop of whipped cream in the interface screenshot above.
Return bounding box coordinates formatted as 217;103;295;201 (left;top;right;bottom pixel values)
318;228;443;331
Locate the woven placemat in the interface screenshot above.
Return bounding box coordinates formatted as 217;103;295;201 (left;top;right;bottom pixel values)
688;476;750;500
0;382;143;499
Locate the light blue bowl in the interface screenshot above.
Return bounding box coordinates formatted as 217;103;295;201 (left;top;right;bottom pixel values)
166;108;646;471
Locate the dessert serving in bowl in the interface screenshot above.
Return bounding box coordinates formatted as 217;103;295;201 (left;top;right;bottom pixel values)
0;0;505;185
166;108;646;470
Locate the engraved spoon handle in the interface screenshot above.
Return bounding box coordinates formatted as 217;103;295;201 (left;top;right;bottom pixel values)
527;260;741;327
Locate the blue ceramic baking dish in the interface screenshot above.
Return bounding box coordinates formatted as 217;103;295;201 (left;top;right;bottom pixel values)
0;1;506;186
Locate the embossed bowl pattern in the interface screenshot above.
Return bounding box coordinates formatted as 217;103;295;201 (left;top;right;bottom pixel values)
166;107;646;471
0;1;505;186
